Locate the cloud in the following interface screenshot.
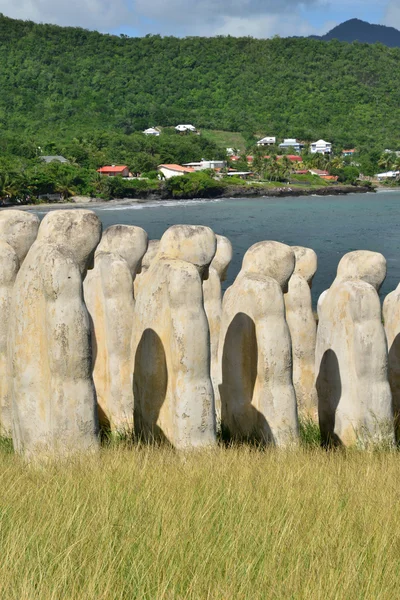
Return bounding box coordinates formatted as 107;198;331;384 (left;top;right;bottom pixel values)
384;0;400;29
0;0;130;29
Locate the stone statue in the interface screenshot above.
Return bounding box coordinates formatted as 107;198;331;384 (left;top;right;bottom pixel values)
203;234;233;427
316;250;393;447
218;241;299;446
0;210;39;435
284;246;318;419
132;224;217;449
383;284;400;441
9;210;102;458
84;225;148;433
133;239;160;298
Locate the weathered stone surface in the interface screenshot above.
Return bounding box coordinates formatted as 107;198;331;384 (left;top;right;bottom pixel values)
0;210;39;436
203;234;233;427
218;241;299;446
383;285;400;440
132;224;217;449
284;246;318;419
133;239;160;297
316;251;393;447
0;210;40;264
84;225;148;433
9;210;102;458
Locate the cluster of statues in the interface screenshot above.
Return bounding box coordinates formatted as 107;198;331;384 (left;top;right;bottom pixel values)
1;208;400;458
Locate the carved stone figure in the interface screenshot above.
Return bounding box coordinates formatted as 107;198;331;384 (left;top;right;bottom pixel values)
0;210;39;435
383;284;400;441
84;225;148;433
284;246;317;419
133;239;160;298
9;210;102;458
316;251;393;447
132;224;217;449
218;241;299;446
203;234;233;426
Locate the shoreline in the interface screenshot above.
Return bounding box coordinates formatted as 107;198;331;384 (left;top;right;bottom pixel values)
0;184;375;211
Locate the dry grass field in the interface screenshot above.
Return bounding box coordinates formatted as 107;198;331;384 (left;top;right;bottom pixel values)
1;426;400;599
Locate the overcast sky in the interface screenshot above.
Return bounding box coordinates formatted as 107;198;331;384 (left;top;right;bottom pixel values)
0;0;397;38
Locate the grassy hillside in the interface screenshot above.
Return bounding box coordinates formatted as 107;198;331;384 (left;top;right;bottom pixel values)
0;13;400;150
2;440;400;598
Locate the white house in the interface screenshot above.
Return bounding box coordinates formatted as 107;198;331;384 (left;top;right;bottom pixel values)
182;160;226;171
311;139;332;154
175;124;197;133
143;127;160;136
376;171;400;181
158;164;196;179
257;136;276;146
279;139;304;153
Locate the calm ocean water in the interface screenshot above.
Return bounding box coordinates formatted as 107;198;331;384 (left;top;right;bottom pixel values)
31;190;400;305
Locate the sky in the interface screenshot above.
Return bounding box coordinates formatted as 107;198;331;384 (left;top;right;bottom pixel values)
0;0;397;38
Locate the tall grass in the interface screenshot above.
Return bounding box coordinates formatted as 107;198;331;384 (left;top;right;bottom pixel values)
1;440;400;598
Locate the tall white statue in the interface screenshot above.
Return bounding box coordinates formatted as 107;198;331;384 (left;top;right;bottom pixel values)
316;250;393;447
9;210;102;458
218;241;299;446
0;210;39;435
203;234;233;427
284;246;318;419
84;225;148;433
132;224;217;449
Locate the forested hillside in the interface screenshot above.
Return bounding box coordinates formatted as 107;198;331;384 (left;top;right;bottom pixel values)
0;13;400;152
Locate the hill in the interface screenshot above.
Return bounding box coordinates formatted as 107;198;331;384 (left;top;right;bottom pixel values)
311;18;400;47
0;13;400;156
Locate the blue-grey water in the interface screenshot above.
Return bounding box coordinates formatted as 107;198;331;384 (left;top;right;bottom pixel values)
32;191;400;305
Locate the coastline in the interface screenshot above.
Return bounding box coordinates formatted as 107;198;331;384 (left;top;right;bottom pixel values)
0;184;374;211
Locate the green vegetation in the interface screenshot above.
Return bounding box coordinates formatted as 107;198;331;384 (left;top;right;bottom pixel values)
201;130;247;153
2;441;400;598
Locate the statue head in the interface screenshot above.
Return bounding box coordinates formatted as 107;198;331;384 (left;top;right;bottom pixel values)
336;250;386;291
292;246;318;286
0;210;40;266
211;235;233;282
38;210;102;276
159;225;216;280
96;225;148;277
242;241;295;292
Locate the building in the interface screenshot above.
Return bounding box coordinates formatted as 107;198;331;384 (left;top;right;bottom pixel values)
182;160;226;171
158;164;196;179
40;155;68;164
309;168;330;177
256;136;276;146
225;171;253;179
97;166;130;177
310;139;332;154
279;139;305;153
342;149;356;156
143;127;160;136
175;124;197;133
376;171;400;181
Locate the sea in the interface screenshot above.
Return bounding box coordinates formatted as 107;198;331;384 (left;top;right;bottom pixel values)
30;190;400;306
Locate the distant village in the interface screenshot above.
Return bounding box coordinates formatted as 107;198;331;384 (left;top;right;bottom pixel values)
43;124;400;185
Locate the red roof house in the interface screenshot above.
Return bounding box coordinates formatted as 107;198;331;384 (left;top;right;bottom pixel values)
97;165;130;177
158;164;196;179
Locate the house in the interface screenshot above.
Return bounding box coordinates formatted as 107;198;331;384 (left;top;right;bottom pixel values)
279;139;305;153
342;149;356;156
376;171;400;181
40;155;68;164
225;171;253;179
158;164;196;179
182;160;226;171
310;139;332;154
97;165;130;177
175;124;197;133
143;127;160;136
309;168;330;177
226;148;235;156
256;136;276;146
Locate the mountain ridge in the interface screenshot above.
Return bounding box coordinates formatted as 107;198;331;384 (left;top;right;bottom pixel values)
310;18;400;47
